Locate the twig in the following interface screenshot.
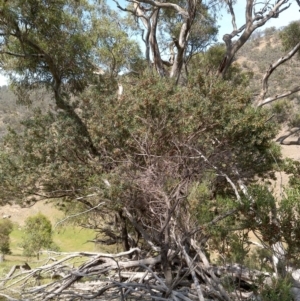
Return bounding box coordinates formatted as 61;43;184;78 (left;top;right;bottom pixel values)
256;41;300;107
182;245;205;301
54;201;105;228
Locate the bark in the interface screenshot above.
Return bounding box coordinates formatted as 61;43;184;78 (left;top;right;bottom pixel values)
255;41;300;107
118;210;130;254
169;0;197;81
182;243;205;301
160;212;173;289
220;0;291;77
149;9;166;77
115;0;197;81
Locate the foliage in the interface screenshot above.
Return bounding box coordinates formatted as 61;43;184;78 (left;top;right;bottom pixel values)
0;219;13;255
260;277;293;301
278;188;300;262
160;1;218;61
264;26;277;37
92;4;142;76
270;99;292;123
191;43;254;85
280;21;300;57
21;213;58;259
288;112;300;127
0;71;281;263
1;0;95;93
0;0;299;299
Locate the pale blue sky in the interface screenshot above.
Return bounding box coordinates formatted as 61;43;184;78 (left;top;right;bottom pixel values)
0;0;299;86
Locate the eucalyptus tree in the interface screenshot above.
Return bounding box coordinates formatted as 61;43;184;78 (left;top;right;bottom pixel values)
114;0;297;80
0;0;98;154
91;2;142;77
0;0;142;155
114;0;218;81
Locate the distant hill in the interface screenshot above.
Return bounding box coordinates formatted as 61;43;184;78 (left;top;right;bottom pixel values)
0;86;54;140
236;26;300;127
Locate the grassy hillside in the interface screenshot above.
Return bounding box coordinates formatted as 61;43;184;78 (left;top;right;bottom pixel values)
0;86;54;140
0;201;98;278
236;26;300;126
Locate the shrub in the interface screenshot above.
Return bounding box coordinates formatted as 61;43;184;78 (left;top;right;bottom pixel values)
21;213;58;259
0;219;13;257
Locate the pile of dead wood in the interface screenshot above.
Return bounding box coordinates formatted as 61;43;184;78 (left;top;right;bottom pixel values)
0;245;281;301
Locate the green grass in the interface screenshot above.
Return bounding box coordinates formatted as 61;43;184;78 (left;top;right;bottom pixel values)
10;226;24;256
53;226;96;252
0;205;120;280
0;228;118;280
9;222;97;254
0;222;98;277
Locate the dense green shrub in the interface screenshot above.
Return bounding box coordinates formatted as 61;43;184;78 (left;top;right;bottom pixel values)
21;213;58;259
0;219;13;256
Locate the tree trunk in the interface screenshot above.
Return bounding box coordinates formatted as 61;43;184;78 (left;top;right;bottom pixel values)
118;210;130;255
53;83;99;157
149;9;166;77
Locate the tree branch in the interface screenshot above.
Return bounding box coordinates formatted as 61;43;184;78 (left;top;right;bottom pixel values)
221;0;292;76
181;244;205;301
224;0;237;31
257;86;300;107
0;50;45;58
256;41;300;106
54;201;105;229
130;0;188;18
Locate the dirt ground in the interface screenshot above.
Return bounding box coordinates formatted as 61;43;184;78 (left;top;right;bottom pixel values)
272;128;300;193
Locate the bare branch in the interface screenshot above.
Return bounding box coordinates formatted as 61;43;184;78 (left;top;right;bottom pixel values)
252;1;291;30
54;201;105;229
256;41;300;106
221;0;292;76
129;0;188;17
257;86;300;107
224;0;237;31
181;244;205;301
123;207;161;251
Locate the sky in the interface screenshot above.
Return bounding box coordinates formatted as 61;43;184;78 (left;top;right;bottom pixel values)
0;0;299;86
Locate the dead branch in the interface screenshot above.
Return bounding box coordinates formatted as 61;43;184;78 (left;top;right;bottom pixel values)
54;201;105;229
221;0;291;76
181;244;205;301
0;243;288;301
256;41;300;107
276;127;300;145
